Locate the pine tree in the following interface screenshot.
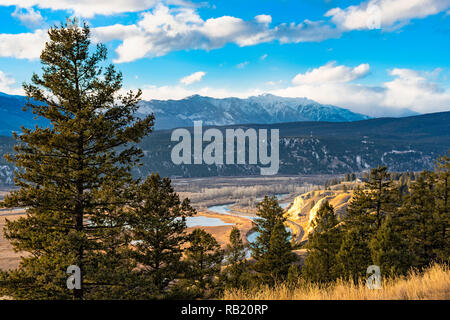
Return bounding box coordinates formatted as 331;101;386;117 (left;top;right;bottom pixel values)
250;196;296;285
303;201;342;283
337;167;400;281
434;153;450;262
400;171;443;269
369;215;415;276
364;166;399;229
257;221;297;285
0;20;153;299
221;227;250;289
182;229;223;298
126;173;196;299
251;196;286;261
336;228;372;283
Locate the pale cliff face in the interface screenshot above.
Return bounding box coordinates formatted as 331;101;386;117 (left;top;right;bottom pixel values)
286;187;355;236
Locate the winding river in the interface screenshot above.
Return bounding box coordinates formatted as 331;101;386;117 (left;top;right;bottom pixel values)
206;193;292;244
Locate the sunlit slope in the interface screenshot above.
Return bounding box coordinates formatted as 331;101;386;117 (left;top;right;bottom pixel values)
286;184;356;240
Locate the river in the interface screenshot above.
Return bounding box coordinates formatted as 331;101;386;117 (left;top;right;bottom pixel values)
207;194;292;244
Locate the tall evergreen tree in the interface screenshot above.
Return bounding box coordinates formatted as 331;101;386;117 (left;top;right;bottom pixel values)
0;20;153;299
262;221;297;284
369;215;415;276
337;166;399;281
434;153;450;263
126;173;195;299
303;201;342;283
221;227;250;289
251;196;296;284
336;228;371;283
182;229;223;298
251;196;286;260
400;171;443;269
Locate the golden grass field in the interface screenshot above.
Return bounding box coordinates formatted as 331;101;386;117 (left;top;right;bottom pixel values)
223;263;450;300
0;209;26;270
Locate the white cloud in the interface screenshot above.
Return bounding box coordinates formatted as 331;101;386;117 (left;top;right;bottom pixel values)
271;64;450;116
255;14;272;24
0;70;23;95
93;4;340;63
180;71;205;85
11;7;44;28
292;61;370;85
0;29;48;59
1;0;449;62
236;61;249;69
1;0;163;18
382;68;450;113
326;0;450;30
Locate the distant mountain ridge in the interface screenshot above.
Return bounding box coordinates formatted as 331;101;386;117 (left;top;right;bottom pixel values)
132;111;448;178
1;111;447;184
137;94;371;129
1;91;421;134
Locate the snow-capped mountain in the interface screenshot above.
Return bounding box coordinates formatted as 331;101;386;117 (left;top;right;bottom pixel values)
137;94;371;129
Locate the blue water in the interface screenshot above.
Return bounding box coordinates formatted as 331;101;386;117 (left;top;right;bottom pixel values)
186;216;233;228
207;194;293;244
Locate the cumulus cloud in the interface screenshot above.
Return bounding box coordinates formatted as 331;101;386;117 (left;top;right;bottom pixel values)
0;29;48;59
270;64;450;116
292;61;370;85
92;4;340;63
255;14;272;24
0;70;23;95
11;6;44;28
1;1;449;62
180;71;205;85
1;0;164;18
326;0;450;30
382;68;450;112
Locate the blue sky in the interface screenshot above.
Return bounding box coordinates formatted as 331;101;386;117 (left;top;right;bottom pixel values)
0;0;449;116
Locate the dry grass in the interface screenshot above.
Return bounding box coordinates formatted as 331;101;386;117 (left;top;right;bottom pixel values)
223;263;450;300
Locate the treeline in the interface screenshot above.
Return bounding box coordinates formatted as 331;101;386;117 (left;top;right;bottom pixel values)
177;183;313;205
325;171;417;192
303;155;449;284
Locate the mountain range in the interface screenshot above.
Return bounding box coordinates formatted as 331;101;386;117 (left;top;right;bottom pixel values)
134;111;449;178
1;91;420;134
138;94;371;130
0;91;446;183
1;111;447;184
